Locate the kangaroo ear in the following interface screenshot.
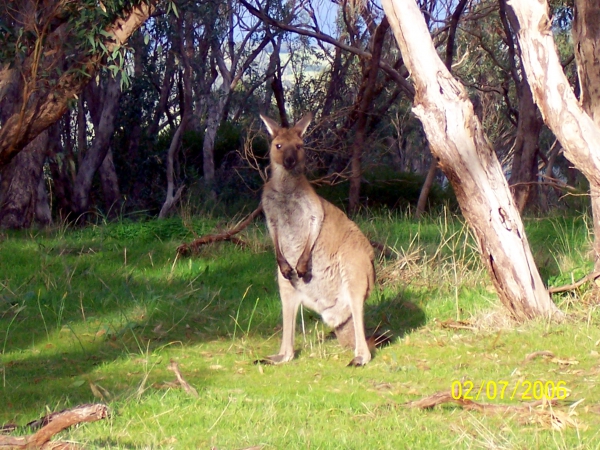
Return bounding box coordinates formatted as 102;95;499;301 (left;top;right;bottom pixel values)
293;113;313;137
260;114;281;138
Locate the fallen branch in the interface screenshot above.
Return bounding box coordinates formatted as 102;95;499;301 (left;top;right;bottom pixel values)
404;390;557;413
167;360;199;397
177;204;263;256
0;404;108;449
548;271;600;294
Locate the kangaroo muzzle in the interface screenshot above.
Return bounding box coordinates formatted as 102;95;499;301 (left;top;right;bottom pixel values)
283;149;298;171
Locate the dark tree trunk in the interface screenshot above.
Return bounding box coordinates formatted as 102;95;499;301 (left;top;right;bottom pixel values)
72;76;121;219
348;17;389;213
35;173;52;226
99;148;122;218
508;79;542;212
0;131;49;228
499;1;543;212
47;121;74;221
415;157;438;218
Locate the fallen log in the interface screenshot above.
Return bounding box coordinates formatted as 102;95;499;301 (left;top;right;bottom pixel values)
177;204;263;256
0;404;108;449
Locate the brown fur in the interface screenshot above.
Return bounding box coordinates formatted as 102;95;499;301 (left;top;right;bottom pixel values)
260;113;375;366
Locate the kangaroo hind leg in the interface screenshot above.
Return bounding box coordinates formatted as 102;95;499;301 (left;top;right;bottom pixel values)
261;277;301;364
334;316;356;349
340;280;371;367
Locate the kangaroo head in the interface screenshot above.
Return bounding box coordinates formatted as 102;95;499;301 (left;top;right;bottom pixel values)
260;113;312;174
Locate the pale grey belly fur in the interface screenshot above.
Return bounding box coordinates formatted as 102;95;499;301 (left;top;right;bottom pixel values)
280;240;352;329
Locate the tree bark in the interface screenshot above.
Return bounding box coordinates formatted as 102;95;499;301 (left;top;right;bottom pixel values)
383;0;561;321
35;172;52;226
506;0;600;188
99;148;122;218
0;131;49;229
572;0;600;272
415;157;438;218
415;0;469;218
72;76;121;219
0;2;153;167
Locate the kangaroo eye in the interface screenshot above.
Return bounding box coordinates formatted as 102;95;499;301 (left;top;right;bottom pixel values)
276;144;282;149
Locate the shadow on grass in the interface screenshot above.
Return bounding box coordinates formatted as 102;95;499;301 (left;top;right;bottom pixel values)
0;230;426;421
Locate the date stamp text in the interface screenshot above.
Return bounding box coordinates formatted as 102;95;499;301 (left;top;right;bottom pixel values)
451;380;568;401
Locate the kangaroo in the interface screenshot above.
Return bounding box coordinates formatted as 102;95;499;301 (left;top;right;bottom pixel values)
260;113;375;366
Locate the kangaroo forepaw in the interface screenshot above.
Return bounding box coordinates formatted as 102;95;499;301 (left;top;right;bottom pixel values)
296;266;312;283
278;261;294;280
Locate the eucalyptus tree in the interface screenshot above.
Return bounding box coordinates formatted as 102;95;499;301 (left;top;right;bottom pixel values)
0;0;155;227
572;0;600;273
0;0;154;165
383;0;561;320
509;0;600;277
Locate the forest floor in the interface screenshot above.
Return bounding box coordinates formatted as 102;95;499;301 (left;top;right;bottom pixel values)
1;210;599;449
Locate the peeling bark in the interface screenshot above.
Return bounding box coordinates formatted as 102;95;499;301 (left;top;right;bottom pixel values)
383;0;560;321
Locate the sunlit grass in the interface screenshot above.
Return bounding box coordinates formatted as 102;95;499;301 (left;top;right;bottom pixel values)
1;213;599;448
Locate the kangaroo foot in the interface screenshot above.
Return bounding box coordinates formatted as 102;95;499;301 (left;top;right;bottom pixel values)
347;355;369;367
254;353;293;365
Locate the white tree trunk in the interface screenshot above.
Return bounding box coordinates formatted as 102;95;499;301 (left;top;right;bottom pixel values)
382;0;560;321
507;0;600;188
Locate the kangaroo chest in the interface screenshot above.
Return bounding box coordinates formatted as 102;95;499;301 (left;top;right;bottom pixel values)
262;186;323;265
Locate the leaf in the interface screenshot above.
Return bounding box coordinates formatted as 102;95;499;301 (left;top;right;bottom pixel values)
71;379;86;388
89;381;105;400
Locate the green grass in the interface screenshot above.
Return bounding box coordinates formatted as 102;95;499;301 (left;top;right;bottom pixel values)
1;212;600;449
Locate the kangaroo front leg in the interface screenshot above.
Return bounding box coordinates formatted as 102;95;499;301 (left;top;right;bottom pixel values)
271;226;295;280
295;242;312;282
296;212;322;282
264;278;300;364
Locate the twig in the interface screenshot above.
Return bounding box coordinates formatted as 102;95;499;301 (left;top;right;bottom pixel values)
548;271;600;294
177;204;263;256
522;350;555;364
167;360;199;398
0;404;108;449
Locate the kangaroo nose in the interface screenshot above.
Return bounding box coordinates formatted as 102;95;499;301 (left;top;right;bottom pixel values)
284;155;297;170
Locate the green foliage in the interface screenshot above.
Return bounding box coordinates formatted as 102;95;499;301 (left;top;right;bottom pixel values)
317;167;457;212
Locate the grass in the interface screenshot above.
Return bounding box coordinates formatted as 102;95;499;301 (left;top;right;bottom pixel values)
1;211;600;449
